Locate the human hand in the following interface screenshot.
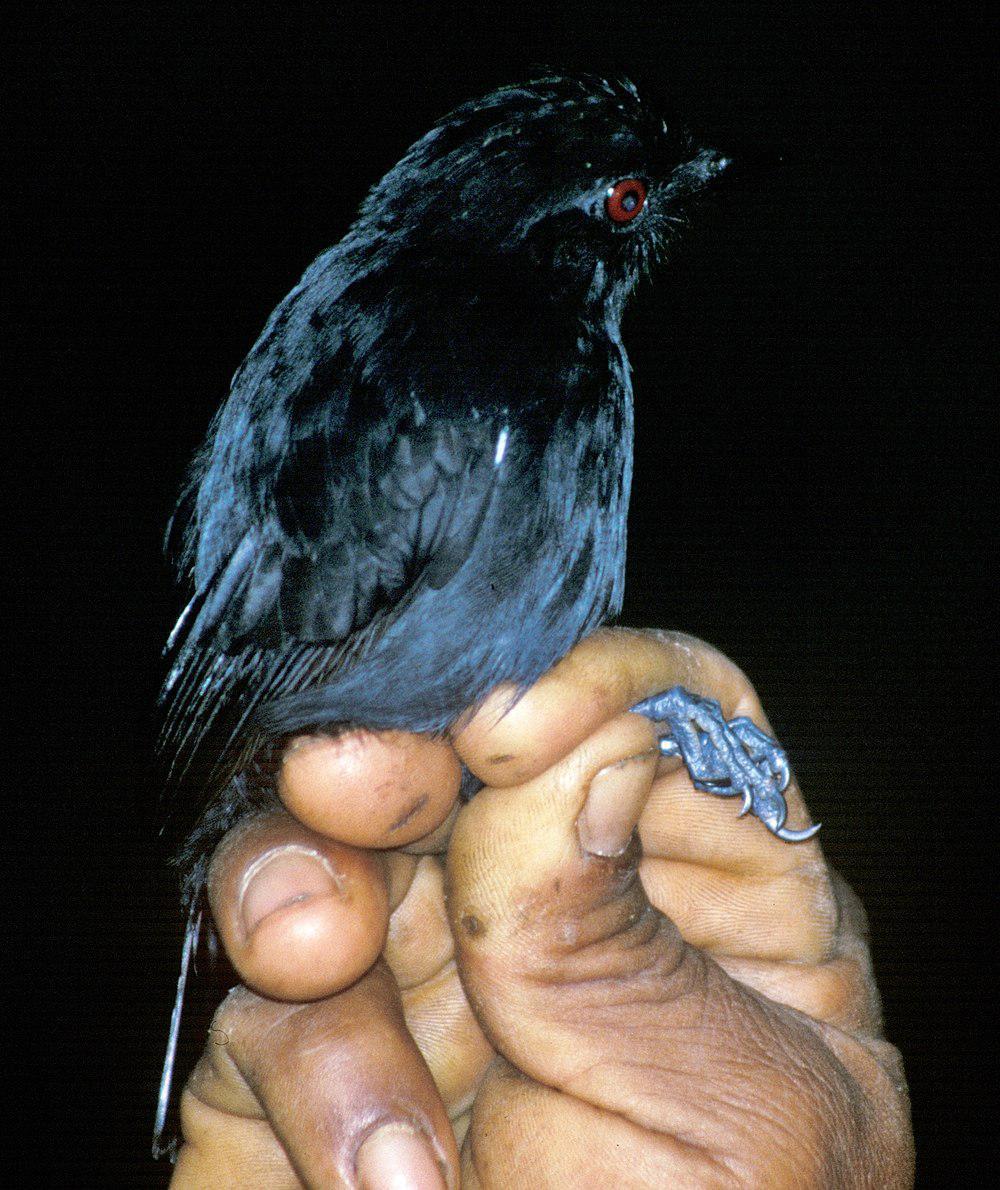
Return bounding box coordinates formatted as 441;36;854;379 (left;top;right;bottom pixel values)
170;629;914;1187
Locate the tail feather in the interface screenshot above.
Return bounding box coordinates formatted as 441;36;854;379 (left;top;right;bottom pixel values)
152;901;202;1161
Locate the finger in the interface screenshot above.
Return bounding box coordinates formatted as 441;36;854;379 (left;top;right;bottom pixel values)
638;808;884;1036
448;710;682;1098
625;664;831;968
462;1059;725;1188
279;728;462;849
452;627;683;787
637;677;818;879
636;760;833;964
173;962;458;1188
208;810;390;1001
453;625;849;1000
452;627;801;798
210;807;495;1113
454;627;819;876
385;856;495;1119
515;636;879;1033
447;712;868;1172
707;868;886;1036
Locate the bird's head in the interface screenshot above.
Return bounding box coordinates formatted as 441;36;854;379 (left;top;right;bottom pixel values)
353;74;731;318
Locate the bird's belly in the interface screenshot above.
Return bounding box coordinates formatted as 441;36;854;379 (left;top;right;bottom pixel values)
260;425;630;739
330;505;624;733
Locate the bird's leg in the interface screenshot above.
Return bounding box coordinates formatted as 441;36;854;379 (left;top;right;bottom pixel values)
630;686;820;842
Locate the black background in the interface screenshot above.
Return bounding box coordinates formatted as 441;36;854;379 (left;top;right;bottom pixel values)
14;3;991;1184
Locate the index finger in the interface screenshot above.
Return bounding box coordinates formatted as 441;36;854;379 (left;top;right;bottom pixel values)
451;628;819;881
452;628;767;783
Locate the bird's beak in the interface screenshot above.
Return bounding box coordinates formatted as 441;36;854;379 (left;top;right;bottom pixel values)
666;148;733;198
710;145;788;188
670;144;787;199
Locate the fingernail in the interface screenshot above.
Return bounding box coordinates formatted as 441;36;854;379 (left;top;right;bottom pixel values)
578;752;658;858
239;845;342;936
356;1123;446;1190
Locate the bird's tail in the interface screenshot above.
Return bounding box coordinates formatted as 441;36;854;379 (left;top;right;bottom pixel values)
152;900;202;1160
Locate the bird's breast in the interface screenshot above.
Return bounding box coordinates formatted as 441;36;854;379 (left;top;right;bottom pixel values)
440;378;634;703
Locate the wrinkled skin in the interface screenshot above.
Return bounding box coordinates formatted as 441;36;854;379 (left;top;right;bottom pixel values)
170;630;914;1188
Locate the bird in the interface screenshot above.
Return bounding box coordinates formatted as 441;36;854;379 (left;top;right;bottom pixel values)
154;73;818;1152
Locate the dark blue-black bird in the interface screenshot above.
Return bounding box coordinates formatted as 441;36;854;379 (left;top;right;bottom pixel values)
155;73;817;1151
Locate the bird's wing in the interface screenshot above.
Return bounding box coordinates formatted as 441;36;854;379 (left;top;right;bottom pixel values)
158;399;502;805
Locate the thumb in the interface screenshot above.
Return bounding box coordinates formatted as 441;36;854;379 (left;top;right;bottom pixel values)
446;710;840;1172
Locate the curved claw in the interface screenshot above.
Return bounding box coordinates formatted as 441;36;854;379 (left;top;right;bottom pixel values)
737;787;753;817
773;821;822;843
774;755;791;793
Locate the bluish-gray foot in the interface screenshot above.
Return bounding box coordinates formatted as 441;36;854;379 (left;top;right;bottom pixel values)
630;686;820;843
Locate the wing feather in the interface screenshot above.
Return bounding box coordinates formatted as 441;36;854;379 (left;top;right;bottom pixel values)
159;402;500;825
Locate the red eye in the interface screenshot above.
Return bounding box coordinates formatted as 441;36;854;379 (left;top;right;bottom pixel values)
605;178;647;224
